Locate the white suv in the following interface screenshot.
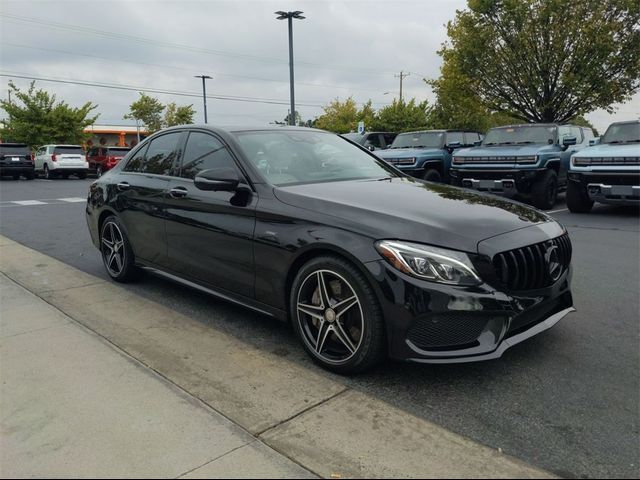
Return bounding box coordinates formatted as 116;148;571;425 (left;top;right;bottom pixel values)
34;144;89;179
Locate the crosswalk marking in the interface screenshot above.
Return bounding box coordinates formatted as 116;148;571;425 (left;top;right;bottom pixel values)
0;198;87;207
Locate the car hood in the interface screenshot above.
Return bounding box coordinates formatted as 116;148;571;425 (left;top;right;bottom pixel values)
274;177;551;253
377;148;443;159
456;144;557;157
573;143;639;158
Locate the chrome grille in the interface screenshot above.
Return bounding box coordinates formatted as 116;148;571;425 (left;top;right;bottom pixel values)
493;234;572;291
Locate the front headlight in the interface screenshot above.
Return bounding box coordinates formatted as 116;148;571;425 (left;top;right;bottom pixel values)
375;240;481;285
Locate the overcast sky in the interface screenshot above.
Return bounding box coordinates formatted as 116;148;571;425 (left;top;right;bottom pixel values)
1;0;638;133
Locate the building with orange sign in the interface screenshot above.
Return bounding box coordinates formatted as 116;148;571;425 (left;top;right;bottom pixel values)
83;124;148;149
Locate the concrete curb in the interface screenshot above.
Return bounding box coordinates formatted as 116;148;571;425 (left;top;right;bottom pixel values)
0;235;557;479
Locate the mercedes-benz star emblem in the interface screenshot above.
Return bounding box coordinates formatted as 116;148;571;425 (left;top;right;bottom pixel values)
544;244;562;281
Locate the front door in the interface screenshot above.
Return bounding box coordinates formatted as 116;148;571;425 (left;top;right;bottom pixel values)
163;130;257;298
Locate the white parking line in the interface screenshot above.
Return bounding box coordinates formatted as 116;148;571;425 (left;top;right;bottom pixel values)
11;200;47;206
58;197;86;203
548;208;569;214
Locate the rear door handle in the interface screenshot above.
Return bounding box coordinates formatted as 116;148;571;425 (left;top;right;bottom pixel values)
169;186;188;198
117;182;130;191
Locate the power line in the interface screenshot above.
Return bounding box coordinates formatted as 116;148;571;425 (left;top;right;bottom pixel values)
1;43;387;95
0;72;327;108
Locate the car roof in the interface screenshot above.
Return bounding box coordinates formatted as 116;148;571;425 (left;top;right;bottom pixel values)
609;120;640;126
396;129;481;134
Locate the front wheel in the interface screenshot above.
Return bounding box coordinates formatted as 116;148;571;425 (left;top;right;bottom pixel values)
100;216;140;282
77;171;87;180
422;168;442;183
566;181;594;213
531;169;558;210
290;256;386;375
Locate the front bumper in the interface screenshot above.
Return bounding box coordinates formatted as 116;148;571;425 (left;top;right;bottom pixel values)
450;168;547;196
569;171;640;205
365;255;573;364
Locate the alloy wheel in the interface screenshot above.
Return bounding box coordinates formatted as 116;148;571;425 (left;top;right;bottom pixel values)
101;222;126;277
296;269;364;364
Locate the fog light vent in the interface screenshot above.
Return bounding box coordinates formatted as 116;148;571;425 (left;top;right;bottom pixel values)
407;313;488;350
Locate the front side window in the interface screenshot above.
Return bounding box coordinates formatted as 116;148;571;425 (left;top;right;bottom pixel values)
233;130;399;187
180;132;237;179
123;144;149;172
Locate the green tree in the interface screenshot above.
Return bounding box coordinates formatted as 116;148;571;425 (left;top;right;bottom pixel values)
426;51;518;132
124;93;194;133
443;0;640;123
376;98;431;132
315;97;359;133
124;93;164;133
164;102;195;127
0;81;98;148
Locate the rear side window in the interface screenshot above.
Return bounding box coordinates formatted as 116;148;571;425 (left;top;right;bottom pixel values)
54;146;83;155
180;132;237;179
124;144;148;172
107;148;130;156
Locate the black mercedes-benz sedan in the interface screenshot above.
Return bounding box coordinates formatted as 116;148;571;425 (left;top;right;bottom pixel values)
86;125;575;374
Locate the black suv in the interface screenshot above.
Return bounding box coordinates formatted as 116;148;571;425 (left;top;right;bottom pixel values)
0;143;35;180
342;132;397;151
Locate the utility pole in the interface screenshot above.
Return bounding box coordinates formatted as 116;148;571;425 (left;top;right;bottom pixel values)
275;11;306;126
394;71;410;103
194;75;212;123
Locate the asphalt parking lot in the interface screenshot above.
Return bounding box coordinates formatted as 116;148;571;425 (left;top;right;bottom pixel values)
1;177;638;479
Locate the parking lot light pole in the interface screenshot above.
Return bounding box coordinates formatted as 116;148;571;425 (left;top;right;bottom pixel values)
275;10;305;126
194;75;212;124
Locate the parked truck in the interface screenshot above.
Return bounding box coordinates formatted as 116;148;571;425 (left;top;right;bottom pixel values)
567;120;639;212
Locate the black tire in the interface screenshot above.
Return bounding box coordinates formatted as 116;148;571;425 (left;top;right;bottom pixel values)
531;169;558;210
44;165;53;179
566;181;594;213
78;171;87;180
100;216;141;283
25;171;35;180
289;255;386;375
62;173;69;179
422;168;442;183
12;174;20;180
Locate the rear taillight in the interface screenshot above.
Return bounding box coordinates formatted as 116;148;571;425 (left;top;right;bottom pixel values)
108;156;120;165
51;154;57;162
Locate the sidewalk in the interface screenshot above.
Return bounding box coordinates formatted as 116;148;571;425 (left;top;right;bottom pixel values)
0;235;555;479
0;273;314;479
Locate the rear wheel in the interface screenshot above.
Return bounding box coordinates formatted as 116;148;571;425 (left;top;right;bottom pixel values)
566;181;594;213
422;168;441;183
100;216;140;282
12;174;20;180
44;165;53;179
25;171;35;180
531;169;558;210
290;256;386;374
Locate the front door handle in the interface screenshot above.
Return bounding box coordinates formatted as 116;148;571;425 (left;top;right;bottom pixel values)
169;186;188;198
117;182;130;191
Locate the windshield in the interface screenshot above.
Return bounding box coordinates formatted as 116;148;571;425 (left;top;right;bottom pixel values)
0;144;30;155
233;130;400;186
342;133;366;145
390;132;444;149
54;146;84;155
601;122;640;144
483;125;557;145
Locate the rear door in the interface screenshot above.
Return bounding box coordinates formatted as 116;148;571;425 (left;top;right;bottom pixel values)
163;130;257;298
116;131;186;264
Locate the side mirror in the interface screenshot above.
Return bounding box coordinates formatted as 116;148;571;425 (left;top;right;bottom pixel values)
589;138;600;146
562;136;577;147
367;144;376;151
447;141;461;149
473;140;482;147
194;167;241;192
